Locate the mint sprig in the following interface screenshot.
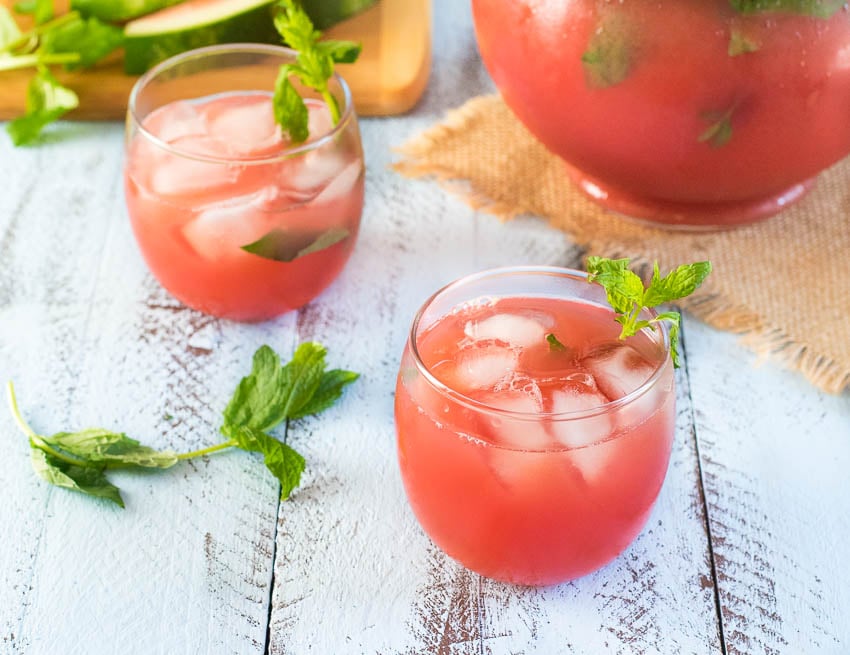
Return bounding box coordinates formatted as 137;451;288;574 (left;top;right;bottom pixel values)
2;7;123;145
7;343;358;507
272;0;361;143
586;257;712;368
7;66;79;145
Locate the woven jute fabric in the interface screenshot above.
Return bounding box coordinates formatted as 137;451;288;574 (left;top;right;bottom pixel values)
395;94;850;394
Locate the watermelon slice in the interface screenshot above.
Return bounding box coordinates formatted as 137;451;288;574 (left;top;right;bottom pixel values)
123;0;280;75
123;0;378;75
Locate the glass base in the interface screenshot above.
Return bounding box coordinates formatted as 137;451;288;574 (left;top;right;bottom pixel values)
565;163;816;231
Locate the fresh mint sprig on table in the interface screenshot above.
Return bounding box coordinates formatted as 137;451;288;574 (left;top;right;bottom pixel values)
272;0;361;143
7;343;358;507
1;5;123;145
586;257;712;368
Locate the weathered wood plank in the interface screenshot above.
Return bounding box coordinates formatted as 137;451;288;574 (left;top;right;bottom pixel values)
0;126;286;653
266;5;721;650
686;320;850;654
0;136;127;654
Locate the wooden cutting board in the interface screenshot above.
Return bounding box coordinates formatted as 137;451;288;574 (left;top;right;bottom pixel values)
0;0;431;119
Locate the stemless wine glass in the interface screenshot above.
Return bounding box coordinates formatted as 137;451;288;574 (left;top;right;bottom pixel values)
395;267;676;585
124;44;365;321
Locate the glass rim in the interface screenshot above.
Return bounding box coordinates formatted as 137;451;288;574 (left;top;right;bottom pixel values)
408;265;672;422
126;42;356;165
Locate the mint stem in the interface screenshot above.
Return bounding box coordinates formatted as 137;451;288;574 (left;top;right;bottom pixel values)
176;440;237;460
7;382;99;468
4;11;80;53
0;53;81;72
321;89;340;125
7;381;36;439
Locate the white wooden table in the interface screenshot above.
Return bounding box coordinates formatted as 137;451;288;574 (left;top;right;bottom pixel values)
2;3;849;653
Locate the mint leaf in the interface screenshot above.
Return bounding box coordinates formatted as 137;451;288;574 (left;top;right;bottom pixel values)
222;345;288;432
288;368;359;419
45;429;178;468
241;227;349;263
546;333;567;352
643;261;713;308
273;63;309;143
698;107;734;148
227;426;306;500
581;14;633;89
30;447;124;507
272;0;360;139
41;15;123;69
13;0;53;24
652;310;682;369
586;256;645;314
728;29;760;56
586;257;711;368
0;7;23;49
277;342;330;418
260;435;306;500
7;66;79;145
728;0;845;18
274;0;319;52
317;39;362;64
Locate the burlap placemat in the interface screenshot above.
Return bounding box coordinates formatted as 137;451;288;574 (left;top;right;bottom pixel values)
395;95;850;394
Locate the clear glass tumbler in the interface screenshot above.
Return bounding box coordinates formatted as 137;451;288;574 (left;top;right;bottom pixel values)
125;44;365;321
395;267;676;585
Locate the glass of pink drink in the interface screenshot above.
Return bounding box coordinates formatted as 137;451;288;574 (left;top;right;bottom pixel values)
124;44;364;321
395;267;676;585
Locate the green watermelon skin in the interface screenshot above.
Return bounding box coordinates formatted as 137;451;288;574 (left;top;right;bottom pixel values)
123;0;279;74
300;0;377;29
71;0;186;23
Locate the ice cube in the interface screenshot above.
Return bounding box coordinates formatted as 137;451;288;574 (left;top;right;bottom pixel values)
463;313;548;348
283;149;350;199
202;94;283;156
548;387;612;447
312;160;363;205
306;99;334;141
143;100;206;143
473;389;551;450
149;135;241;199
548;385;618;482
182;187;277;261
452;345;518;391
582;342;656;401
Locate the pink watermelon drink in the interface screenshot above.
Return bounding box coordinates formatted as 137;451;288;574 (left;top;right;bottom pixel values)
395;267;675;585
124;44;364;321
472;0;850;227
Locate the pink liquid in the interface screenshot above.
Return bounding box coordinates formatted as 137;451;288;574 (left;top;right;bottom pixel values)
395;296;675;585
473;0;850;226
125;92;364;321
